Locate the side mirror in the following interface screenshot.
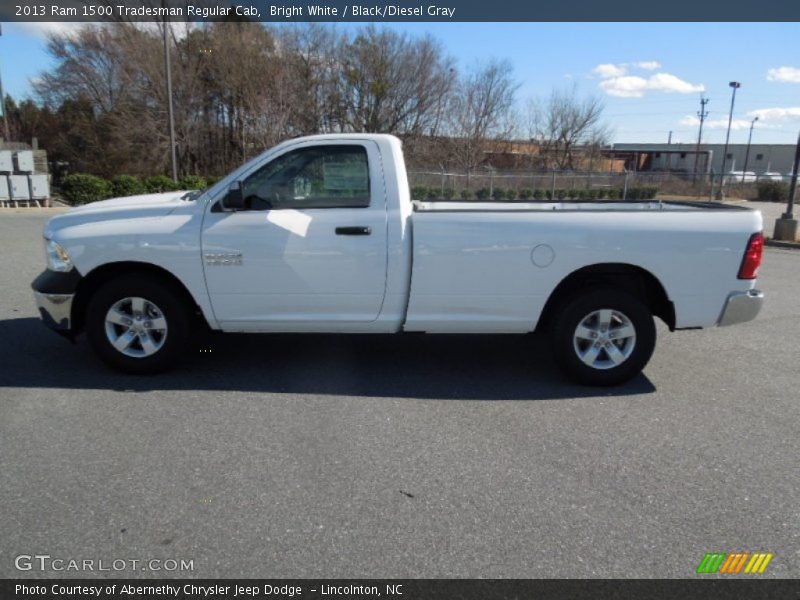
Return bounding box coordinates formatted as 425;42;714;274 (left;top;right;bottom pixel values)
222;181;245;211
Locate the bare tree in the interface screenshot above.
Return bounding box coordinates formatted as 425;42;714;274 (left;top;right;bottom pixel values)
276;24;346;135
445;59;517;172
526;86;610;170
335;26;456;135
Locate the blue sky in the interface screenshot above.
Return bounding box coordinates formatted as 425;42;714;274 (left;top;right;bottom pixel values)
3;22;799;145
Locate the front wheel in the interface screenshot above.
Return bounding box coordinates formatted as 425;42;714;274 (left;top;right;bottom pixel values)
551;288;656;386
85;275;191;374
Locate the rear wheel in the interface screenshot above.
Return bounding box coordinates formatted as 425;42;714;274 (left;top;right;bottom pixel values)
551;288;656;386
85;274;191;374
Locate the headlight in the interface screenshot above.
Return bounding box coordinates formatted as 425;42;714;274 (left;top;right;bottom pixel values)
44;239;73;272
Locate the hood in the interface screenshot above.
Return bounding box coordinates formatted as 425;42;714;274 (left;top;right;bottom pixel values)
45;190;198;238
66;190;193;214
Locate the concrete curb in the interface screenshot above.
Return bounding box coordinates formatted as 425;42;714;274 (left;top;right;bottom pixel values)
766;239;800;250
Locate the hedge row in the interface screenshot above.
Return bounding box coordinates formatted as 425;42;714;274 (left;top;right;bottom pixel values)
756;181;790;203
411;186;659;201
60;173;219;205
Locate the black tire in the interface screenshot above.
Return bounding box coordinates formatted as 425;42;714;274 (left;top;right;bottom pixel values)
85;274;191;374
551;287;656;386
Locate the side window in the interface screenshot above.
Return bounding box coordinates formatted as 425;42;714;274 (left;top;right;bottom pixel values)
241;145;370;210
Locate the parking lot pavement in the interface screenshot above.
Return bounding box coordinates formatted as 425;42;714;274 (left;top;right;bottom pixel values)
1;211;798;579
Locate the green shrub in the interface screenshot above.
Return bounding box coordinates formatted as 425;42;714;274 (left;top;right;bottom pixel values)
61;173;113;205
756;181;788;203
491;187;506;200
532;189;544;201
144;175;180;193
505;188;518;200
544;190;553;201
554;188;566;200
518;188;532;200
426;188;441;200
178;175;207;190
205;175;223;188
622;186;659;201
460;189;473;200
476;187;491;200
110;175;145;198
442;188;455;200
411;186;428;200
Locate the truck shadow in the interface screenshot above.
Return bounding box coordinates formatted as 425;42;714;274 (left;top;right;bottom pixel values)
0;317;656;400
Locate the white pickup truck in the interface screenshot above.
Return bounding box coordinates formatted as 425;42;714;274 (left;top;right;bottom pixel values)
33;134;765;385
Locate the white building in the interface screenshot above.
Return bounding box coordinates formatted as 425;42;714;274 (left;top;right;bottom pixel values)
611;143;796;175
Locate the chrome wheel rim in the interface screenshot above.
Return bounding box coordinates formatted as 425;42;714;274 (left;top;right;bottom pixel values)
573;309;636;370
104;297;168;358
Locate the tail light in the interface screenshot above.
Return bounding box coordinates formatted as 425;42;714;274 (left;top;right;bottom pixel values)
738;232;764;280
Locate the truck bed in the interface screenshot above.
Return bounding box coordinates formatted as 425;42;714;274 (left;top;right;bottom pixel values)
404;199;762;334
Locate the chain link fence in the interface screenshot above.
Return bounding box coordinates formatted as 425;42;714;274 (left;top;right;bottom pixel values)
407;168;792;202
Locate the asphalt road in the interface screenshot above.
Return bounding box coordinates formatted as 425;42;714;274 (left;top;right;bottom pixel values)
1;207;798;579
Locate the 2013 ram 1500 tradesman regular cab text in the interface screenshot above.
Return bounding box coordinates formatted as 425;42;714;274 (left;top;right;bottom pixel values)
33;134;765;385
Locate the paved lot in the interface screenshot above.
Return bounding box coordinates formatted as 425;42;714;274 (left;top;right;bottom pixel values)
0;208;798;579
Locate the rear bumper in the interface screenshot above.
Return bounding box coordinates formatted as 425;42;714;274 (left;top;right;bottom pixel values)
31;270;82;335
718;289;764;327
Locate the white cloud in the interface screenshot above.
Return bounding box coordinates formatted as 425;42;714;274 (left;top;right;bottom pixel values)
592;61;662;79
767;66;800;83
747;107;800;121
679;115;754;130
646;73;705;94
600;76;649;97
600;73;705;98
593;63;628;78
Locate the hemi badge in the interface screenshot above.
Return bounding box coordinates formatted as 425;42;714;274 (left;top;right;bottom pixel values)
204;252;243;266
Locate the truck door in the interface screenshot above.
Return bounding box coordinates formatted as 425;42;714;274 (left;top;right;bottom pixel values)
201;141;388;330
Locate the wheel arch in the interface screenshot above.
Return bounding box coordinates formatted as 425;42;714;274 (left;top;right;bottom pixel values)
71;261;210;334
536;263;675;332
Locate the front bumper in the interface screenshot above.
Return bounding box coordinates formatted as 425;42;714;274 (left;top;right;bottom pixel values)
33;290;74;331
31;269;82;335
718;289;764;327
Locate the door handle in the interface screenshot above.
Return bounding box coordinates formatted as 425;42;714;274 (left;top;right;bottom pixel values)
335;226;372;236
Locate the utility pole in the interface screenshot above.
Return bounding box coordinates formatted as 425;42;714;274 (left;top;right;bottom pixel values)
718;81;741;198
772;130;799;241
0;24;10;142
162;8;178;182
693;95;709;181
742;116;758;181
666;130;673;172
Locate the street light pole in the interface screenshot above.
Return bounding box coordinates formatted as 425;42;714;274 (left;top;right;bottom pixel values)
742;116;758;182
718;81;741;197
162;8;178;182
